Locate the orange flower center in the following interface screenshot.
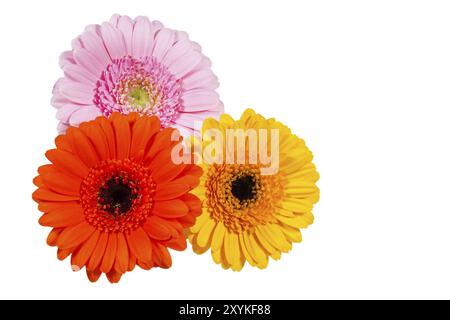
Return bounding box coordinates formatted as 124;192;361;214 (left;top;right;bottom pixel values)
205;164;284;233
80;159;156;233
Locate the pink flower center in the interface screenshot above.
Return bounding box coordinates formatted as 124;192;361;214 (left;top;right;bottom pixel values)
94;56;183;127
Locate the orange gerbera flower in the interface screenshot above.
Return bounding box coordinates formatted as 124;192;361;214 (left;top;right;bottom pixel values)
32;113;202;283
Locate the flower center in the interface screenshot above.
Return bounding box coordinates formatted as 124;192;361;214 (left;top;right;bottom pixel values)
98;176;138;216
80;159;155;233
94;56;183;128
204;164;284;233
231;174;258;203
127;86;151;109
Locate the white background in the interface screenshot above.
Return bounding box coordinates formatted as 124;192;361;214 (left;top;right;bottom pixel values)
0;0;449;299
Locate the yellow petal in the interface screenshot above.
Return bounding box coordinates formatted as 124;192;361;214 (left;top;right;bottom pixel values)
276;213;311;229
202;118;220;131
280;198;313;213
271;251;281;260
220;114;235;126
212;248;222;264
258;224;291;253
190;211;210;234
191;234;211;254
239;108;256;124
244;232;268;269
285;181;317;196
224;231;240;268
254;228;277;254
238;234;257;266
281;225;302;242
277;207;294;217
229;233;244;271
211;221;226;252
196;218;216;247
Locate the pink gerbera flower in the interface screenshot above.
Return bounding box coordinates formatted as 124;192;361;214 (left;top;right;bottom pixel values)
52;14;223;137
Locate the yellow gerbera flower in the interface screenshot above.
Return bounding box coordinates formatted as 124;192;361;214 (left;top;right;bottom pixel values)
188;109;320;270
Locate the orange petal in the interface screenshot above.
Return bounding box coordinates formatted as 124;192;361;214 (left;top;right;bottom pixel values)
128;251;136;271
179;164;203;180
144;128;177;163
38;201;79;213
115;233;129;273
152;243;172;268
98;117;116;159
176;213;196;228
41;171;82;196
39;205;85;227
106;270;123;283
165;234;187;251
79;121;109;161
67;128;100;168
56;222;95;249
137;259;153;270
142;217;171;240
126;227;152;265
71;230;100;268
126;112;140;124
86;269;102;283
153;199;189;218
154;183;190;200
146;216;179;238
33;175;45;187
169;174;201;189
100;233;118;273
87;232;108;270
32;188;79;202
57;248;73;261
146;148;174;176
45;149;89;178
111;113;131;160
130;116;160;157
47;228;62;246
179;193;202;214
151;162;186;183
55;135;72;152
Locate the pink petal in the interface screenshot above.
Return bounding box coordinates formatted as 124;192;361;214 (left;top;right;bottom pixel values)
181;91;220;111
182;70;218;90
69;106;102;126
174;31;188;43
63;64;96;85
52;94;69;109
79;28;111;64
195;56;212;69
152;28;175;61
57;122;70;134
214;101;224;113
132;16;153;58
59;51;74;68
73;48;105;78
101;22;127;59
169;50;202;78
191;41;202;52
59;81;94;105
152;20;164;33
173;124;194;139
162;39;192;67
109;14;120;26
71;37;83;51
56;104;81;122
177;110;222;125
117;15;134;54
52;79;71;108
